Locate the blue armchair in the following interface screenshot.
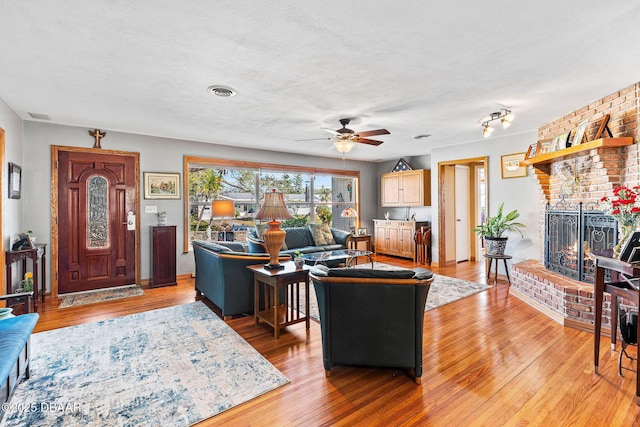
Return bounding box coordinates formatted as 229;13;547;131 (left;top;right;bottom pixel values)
192;240;290;319
310;267;433;383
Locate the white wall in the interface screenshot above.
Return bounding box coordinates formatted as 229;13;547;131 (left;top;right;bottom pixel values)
430;131;541;268
0;97;25;255
22;121;379;289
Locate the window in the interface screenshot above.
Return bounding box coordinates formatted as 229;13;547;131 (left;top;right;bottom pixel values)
183;157;359;252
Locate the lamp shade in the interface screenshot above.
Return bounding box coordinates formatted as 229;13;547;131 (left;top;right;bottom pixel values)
255;189;293;221
334;139;356;153
211;199;235;218
341;207;358;218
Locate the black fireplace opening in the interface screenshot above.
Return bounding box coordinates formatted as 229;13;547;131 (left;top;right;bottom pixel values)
544;202;617;283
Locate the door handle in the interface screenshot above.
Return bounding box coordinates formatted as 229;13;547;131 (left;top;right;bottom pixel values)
456;219;462;222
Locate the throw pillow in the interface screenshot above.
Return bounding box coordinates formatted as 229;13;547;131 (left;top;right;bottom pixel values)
254;224;287;250
308;223;336;246
412;268;434;280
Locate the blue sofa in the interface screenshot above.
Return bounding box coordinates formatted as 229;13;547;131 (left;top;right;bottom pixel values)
192;240;291;319
246;225;351;256
1;292;39;419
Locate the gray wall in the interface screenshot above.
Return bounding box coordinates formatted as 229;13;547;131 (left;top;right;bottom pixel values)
21;121;379;290
0;98;25;266
430;131;541;268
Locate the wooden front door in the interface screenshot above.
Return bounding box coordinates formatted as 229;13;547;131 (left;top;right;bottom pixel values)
57;149;138;294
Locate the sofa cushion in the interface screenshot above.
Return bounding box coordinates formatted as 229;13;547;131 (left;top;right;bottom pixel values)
192;240;232;253
412;268;434;280
309;223;336;246
327;268;416;279
255;224;287;250
319;244;344;252
0;313;39;383
283;227;315;248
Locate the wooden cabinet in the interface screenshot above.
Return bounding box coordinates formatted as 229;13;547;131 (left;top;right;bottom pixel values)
381;169;431;207
373;220;429;260
151;225;177;287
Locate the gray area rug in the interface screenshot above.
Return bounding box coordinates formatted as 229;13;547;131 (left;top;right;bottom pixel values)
58;285;144;308
1;301;289;427
302;262;489;321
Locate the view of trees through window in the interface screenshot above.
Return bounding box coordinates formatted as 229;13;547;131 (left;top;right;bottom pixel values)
185;159;358;248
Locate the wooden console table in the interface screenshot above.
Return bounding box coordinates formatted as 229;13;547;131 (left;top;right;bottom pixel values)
5;243;47;312
593;253;640;404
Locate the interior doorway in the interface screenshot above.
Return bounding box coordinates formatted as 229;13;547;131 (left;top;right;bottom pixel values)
438;157;488;267
51;146;141;298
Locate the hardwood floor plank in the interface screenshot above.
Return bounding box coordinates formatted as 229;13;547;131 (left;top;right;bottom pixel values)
30;255;640;426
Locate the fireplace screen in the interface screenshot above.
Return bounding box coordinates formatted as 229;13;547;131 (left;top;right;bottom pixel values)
544;203;617;283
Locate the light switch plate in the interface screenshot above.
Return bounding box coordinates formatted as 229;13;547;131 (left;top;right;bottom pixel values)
145;206;157;214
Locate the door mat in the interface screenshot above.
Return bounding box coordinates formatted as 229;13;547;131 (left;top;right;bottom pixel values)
58;285;144;308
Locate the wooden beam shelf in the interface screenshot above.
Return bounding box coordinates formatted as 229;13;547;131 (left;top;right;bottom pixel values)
522;137;634;166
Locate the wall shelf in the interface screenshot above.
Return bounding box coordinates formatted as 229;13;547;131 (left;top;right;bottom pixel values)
522;137;633;166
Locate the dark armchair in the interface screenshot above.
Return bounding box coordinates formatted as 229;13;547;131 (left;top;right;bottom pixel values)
192;240;290;319
309;267;433;383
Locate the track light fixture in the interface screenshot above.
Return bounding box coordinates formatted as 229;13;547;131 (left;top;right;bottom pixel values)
481;108;515;138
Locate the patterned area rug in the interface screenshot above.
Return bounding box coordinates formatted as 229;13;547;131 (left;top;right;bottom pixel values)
58;285;144;308
1;302;289;427
302;262;489;321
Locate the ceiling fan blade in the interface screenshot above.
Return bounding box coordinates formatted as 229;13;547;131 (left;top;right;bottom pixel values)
295;137;333;142
355;138;383;146
321;127;341;136
355;128;390;138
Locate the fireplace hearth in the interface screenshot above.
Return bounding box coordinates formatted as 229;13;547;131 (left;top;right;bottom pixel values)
544;201;617;283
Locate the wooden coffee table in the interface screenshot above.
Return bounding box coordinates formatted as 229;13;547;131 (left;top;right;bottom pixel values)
248;261;310;338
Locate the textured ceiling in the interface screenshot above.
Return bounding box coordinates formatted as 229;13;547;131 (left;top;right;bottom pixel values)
1;1;640;161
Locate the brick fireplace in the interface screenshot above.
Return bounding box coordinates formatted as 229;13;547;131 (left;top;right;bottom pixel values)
510;82;640;332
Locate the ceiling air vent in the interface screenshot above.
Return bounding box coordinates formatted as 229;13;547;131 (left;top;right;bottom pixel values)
28;112;50;120
207;85;237;97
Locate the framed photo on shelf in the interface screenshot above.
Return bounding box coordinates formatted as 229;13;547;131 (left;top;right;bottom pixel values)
143;172;181;199
8;162;21;199
594;114;612;139
536;140;552;156
500;152;527;179
525;143;538;159
357;228;368;236
572;120;589;146
552;131;571;150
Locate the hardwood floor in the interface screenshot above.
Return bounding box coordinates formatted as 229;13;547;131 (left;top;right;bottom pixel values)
33;255;640;426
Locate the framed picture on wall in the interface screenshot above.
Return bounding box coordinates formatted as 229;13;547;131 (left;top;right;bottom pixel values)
143;172;181;199
500;152;527;179
8;162;21;199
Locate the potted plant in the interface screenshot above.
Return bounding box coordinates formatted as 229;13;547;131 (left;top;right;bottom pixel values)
472;202;525;255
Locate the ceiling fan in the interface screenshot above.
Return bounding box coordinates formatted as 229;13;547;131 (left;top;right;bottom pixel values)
297;118;390;153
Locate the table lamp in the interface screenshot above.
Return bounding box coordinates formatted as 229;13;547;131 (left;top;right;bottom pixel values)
255;189;293;270
341;207;358;234
211;199;235;241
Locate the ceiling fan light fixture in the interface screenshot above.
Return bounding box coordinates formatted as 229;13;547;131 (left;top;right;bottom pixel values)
334;139;356;153
207;85;237;97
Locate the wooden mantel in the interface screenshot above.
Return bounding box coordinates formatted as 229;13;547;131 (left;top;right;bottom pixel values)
523;137;634;202
522;137;633;166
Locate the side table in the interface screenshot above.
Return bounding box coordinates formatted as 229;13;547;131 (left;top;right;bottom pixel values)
347;234;372;252
248;261;310;338
5;243;47;312
484;253;512;285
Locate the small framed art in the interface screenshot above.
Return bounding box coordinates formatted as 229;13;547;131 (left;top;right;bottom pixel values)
572;120;589;146
8;162;21;199
525;143;538;159
357;228;368;236
500;152;527;179
143;172;181;199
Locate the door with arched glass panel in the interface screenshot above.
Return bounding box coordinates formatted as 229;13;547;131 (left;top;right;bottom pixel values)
57;150;137;294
